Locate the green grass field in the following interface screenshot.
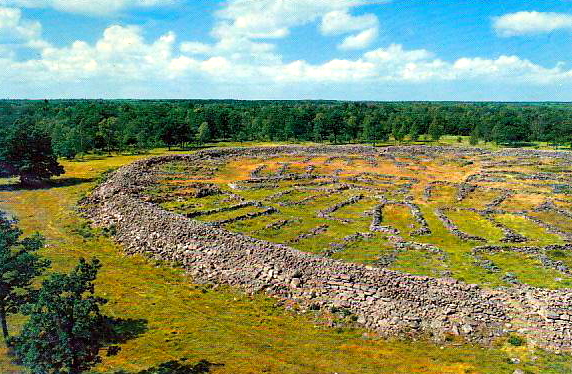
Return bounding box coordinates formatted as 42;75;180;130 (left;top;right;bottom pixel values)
1;144;571;373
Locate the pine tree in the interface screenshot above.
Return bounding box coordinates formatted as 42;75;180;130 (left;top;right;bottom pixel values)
13;258;108;374
362;115;377;146
0;118;64;186
312;112;327;142
96;117;119;155
428;117;444;142
0;211;50;346
469;127;480;145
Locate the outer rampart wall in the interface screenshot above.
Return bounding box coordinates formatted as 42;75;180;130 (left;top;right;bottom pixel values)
82;145;572;351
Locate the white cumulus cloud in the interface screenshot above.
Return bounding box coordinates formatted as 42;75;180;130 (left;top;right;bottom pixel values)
451;55;571;83
493;11;572;36
282;45;572;84
320;9;379;50
215;0;375;39
320;10;379;35
0;6;41;43
181;0;384;61
0;0;177;16
339;27;379;50
364;44;434;62
15;25;178;81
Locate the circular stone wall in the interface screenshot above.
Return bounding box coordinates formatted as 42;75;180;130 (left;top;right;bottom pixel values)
82;145;572;351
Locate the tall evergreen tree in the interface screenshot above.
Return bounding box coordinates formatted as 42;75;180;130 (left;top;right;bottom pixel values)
428;117;444;142
0;117;64;186
96;117;119;155
555;118;572;148
13;258;108;374
0;212;50;346
361;115;377;146
312;112;327;142
327;109;345;144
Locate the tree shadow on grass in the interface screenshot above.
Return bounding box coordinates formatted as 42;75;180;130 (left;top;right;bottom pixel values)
167;144;219;152
0;177;96;191
103;317;149;345
101;317;149;358
5;317;149;368
101;318;225;373
113;359;224;374
68;155;114;162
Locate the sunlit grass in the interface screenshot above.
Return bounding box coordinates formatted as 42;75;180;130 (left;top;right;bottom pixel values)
483;252;572;289
446;209;505;242
493;214;563;245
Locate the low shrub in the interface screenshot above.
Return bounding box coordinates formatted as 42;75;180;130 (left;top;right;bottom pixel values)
508;335;525;347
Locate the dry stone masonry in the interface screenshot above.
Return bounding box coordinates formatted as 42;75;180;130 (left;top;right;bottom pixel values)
81;145;572;352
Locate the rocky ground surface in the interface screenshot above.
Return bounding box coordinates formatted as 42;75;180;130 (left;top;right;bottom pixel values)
81;145;572;352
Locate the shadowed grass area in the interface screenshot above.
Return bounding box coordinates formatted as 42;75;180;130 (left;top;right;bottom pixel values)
0;147;571;373
547;249;572;269
391;250;450;278
529;211;572;235
332;237;394;264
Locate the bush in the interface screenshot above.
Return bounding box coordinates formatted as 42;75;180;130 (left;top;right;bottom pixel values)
460;160;474;167
550;250;565;258
308;303;320;311
70;221;95;239
508;335;525;347
102;224;117;237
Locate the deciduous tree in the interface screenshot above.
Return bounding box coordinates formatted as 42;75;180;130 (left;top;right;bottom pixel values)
197;122;212;145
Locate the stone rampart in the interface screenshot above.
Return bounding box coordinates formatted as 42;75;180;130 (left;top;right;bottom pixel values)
82;145;572;351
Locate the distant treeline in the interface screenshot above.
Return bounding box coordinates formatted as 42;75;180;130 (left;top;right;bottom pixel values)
1;100;572;159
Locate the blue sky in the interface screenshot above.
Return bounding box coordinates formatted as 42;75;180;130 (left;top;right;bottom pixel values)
1;0;572;100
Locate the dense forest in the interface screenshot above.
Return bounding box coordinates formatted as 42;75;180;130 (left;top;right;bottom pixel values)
1;100;572;159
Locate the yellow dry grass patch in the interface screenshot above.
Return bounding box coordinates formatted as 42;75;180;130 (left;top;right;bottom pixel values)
498;194;548;212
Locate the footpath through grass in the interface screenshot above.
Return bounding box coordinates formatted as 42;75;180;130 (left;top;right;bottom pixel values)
0;146;570;373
